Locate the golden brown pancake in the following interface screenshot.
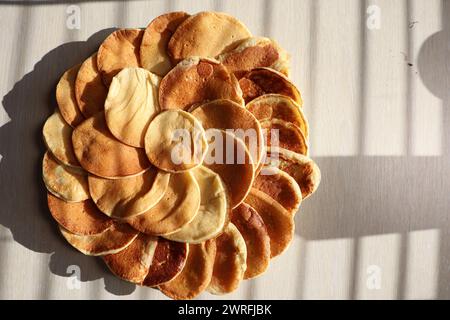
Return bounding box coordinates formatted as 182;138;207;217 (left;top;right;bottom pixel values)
143;238;188;287
207;223;247;295
191;99;264;168
261;119;308;155
48;193;112;235
88;168;170;218
246;94;308;139
239;67;302;104
163;166;228;243
126;171;200;236
253;166;302;215
103;233;158;283
203;129;254;209
140;12;190;76
59;222;138;256
43;151;89;202
72;113;150;178
145;109;207;172
97;29;144;86
158;57;244;111
218;37;290;78
43;111;80;168
266;147;321;200
105;67;161;148
75;53;108;118
56;64;84;127
159;240;216;300
168;11;251;62
244;188;294;258
231;203;270;279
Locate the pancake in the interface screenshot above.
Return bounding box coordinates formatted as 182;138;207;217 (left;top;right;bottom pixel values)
72;113;150;178
140;12;190;76
143;238;188;287
207;223;247;295
191;99;264;168
239;67;302;104
246;94;308;139
159;240;216;300
97;28;144;86
253;166;302;215
42;151;89;202
59;222;138;256
144;110;207;172
126;171;201;236
231;203;270;279
48;193;113;235
244;188;294;258
75;53;108;118
158;57;244;111
88;168;170;218
164;166;228;243
168;11;251;62
218;37;290;78
56;63;84;127
261;119;308;155
266;147;321;200
203;129;254;209
43;111;80;168
105;67;161;147
103;233;158;283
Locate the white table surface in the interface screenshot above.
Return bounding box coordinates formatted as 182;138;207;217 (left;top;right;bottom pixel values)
0;0;449;300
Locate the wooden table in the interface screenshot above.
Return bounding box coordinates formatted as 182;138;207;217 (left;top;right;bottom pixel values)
0;0;448;299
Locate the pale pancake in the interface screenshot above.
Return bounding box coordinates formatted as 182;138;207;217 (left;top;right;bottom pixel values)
247;94;309;139
126;171;201;236
164;166;228;243
75;53;108;118
231;203;270;279
43;111;80;168
253;166;302;215
140;12;190;76
103;233;158;283
191;99;264;168
158;57;244;111
266;147;321;200
59;222;138;256
207;223;247;295
203;129;254;209
218;37;290;78
88;168;170;218
97;29;143;86
43;151;89;202
143;238;188;287
244;188;294;258
159;240;216;300
105;67;161;147
239;67;302;104
144;110;207;172
72;113;150;178
56;64;84;127
168;11;251;61
261;119;308;155
48;193;113;235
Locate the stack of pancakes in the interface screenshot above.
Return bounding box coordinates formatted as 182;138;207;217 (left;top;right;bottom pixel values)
42;11;321;299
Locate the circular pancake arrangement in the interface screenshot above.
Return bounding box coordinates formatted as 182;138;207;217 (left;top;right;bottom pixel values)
41;11;321;300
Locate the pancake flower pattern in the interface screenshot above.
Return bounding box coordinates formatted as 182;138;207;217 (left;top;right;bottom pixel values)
42;11;321;299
